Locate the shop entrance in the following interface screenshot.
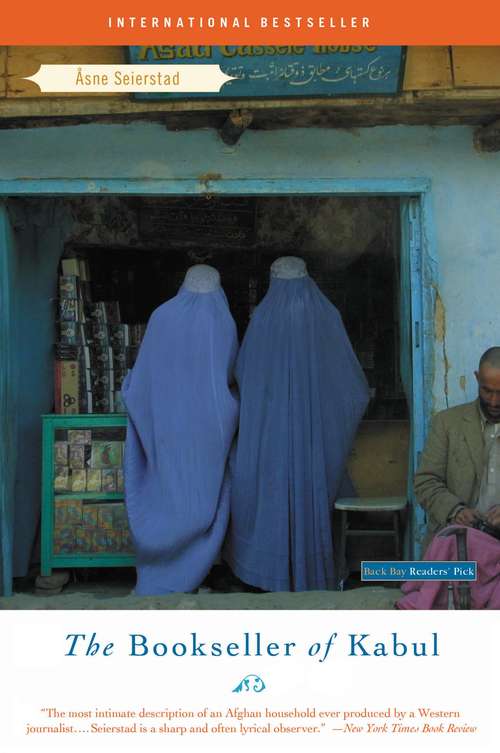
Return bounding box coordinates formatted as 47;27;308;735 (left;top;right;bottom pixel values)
0;183;432;597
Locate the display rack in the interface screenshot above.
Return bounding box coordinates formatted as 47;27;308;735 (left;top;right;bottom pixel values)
41;414;135;576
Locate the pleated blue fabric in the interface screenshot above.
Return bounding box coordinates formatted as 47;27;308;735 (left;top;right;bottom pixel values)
224;257;369;592
122;265;239;595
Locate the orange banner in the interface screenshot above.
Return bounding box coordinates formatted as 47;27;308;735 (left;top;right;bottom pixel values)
2;0;500;44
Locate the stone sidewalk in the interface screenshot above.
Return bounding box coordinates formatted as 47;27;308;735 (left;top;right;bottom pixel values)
0;586;400;610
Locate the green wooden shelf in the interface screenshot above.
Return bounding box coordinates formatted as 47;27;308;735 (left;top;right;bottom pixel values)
41;414;135;576
54;492;125;500
50;554;136;568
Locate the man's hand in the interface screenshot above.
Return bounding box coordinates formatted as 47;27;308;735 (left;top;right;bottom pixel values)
453;507;479;526
486;504;500;527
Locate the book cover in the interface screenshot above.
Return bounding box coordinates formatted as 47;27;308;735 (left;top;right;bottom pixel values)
1;2;500;752
90;441;123;468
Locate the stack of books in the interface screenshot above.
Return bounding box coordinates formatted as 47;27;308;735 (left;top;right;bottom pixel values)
54;255;146;413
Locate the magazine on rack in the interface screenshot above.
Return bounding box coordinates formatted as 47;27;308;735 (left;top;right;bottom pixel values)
0;1;500;751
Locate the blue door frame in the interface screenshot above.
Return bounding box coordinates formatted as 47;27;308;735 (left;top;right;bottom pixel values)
400;195;435;557
0;177;435;595
0;201;18;598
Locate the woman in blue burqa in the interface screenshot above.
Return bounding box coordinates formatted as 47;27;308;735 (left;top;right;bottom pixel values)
122;264;239;595
224;256;369;592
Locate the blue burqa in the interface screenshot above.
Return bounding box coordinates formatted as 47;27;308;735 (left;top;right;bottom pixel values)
224;257;369;592
122;265;239;595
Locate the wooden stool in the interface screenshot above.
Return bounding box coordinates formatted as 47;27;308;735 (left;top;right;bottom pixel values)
335;496;407;567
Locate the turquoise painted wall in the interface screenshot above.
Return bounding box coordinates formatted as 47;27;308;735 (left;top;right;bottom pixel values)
6;203;71;578
0;203;19;594
0;121;499;584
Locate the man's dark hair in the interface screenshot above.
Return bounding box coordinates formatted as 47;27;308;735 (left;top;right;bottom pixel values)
479;347;500;370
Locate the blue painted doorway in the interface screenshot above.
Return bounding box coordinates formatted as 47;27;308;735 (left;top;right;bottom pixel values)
0;182;433;595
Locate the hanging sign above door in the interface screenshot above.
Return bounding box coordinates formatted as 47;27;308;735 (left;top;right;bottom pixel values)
128;46;406;99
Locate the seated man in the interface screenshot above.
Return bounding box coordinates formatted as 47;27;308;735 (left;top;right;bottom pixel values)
397;347;500;609
415;346;500;542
